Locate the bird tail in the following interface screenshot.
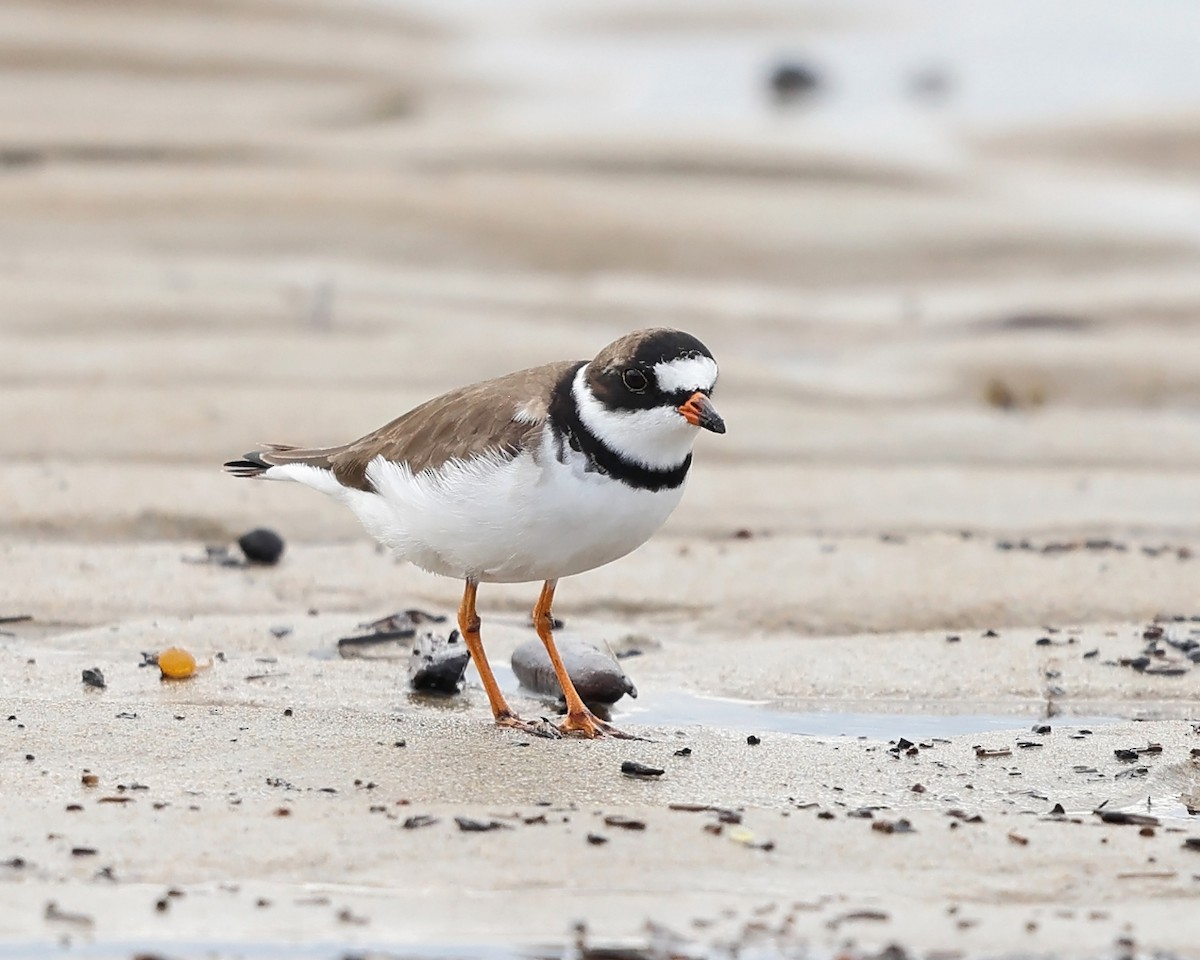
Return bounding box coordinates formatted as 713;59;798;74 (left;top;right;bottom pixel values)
223;442;346;479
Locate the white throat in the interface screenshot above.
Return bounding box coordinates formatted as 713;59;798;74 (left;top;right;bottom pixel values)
572;366;698;471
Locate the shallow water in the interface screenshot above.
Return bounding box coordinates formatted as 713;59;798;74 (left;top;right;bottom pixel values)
469;661;1122;739
619;689;1120;740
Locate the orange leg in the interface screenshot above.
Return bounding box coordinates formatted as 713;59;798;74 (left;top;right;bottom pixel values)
457;579;528;730
533;579;635;739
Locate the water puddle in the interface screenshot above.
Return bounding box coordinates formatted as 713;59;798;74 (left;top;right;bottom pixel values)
458;662;1123;740
616;690;1122;740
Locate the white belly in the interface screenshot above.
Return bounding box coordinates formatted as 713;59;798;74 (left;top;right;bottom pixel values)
339;440;686;583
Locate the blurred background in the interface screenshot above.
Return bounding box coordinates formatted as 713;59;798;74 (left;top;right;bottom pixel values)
5;0;1200;584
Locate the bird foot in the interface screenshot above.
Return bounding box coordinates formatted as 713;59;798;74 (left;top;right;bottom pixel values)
558;710;641;740
495;713;563;739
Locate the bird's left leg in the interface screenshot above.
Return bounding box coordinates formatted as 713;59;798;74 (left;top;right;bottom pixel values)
532;579;636;739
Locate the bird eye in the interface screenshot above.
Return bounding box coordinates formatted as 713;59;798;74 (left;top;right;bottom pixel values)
621;368;648;393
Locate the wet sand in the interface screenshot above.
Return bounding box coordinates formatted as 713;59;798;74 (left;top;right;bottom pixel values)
4;0;1200;957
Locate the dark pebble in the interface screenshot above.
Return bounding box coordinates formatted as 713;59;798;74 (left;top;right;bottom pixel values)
237;528;285;565
603;815;646;831
1095;810;1158;826
747;735;761;746
408;630;470;694
620;761;664;779
81;668;105;690
673;747;692;757
872;819;915;834
401;815;437;830
586;833;608;846
1144;665;1189;676
768;61;821;103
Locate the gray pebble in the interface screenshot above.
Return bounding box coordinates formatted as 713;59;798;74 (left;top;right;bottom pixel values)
511;636;637;706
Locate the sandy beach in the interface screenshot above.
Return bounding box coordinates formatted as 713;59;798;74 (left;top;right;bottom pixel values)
4;1;1200;957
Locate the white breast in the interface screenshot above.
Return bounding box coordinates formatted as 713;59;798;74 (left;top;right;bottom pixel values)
335;431;686;583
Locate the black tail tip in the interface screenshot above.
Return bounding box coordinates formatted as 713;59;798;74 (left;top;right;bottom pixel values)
223;452;269;478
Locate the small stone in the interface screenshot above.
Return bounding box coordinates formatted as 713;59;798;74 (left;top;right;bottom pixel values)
620;761;664;779
237;528;285;565
454;817;509;833
81;668;106;689
871;819;915;835
603;815;646;831
768;61;821;103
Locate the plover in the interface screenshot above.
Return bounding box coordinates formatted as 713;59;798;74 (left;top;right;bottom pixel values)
224;328;724;737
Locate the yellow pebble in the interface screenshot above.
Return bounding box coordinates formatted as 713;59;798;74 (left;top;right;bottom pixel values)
158;647;196;680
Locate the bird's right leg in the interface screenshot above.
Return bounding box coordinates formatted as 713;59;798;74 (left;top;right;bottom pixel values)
457;578;544;733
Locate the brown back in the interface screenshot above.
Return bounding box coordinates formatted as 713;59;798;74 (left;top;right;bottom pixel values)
323;360;577;490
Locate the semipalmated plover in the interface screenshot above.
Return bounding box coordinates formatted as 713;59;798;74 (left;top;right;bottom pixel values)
225;328;724;737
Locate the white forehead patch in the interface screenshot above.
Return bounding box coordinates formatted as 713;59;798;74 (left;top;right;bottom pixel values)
653;354;718;394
